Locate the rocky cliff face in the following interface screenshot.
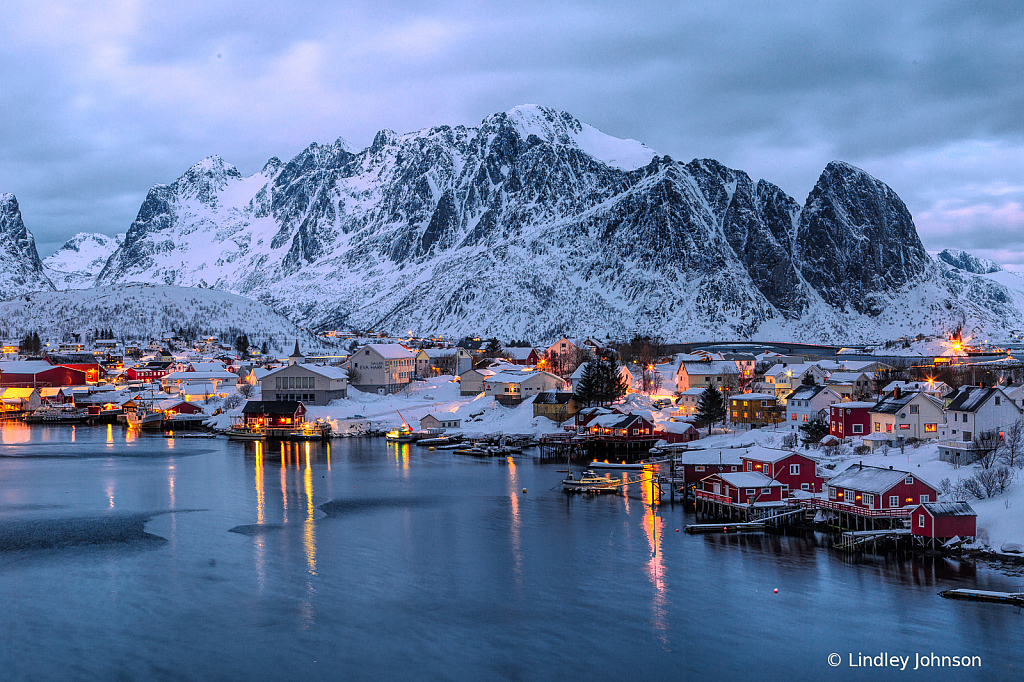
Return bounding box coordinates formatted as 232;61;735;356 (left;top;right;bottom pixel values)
938;248;1001;275
0;193;54;297
87;106;1020;340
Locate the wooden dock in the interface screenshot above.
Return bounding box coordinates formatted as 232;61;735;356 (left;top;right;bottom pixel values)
939;589;1024;606
685;521;765;534
835;528;911;552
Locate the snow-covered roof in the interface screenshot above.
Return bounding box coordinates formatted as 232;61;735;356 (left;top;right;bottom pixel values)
419;348;461;358
919;501;976;517
945;386;1014;413
733;393;776;400
831;401;876;409
680;361;738;375
188;362;225;372
826;464;923;494
363;343;415;359
679;387;706;396
156;398;202;411
718;472;782;488
0;360;58;374
826;372;869;383
570;361;630;380
655;421;697;434
163;370;238;381
764;363;825;378
785;385;835;401
741;446;811;464
882;380;949;394
488;370;559;384
179;382;216;392
871;391;943;415
670;449;743;465
297;363;348;380
503;347;537;360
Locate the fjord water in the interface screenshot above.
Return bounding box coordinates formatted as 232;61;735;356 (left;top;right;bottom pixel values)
0;423;1019;681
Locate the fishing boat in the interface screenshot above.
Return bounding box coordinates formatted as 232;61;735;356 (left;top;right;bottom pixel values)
562;469;621;494
588;460;643;470
126;404;163;430
26;407;93;424
226;426;264;441
386;411;417;442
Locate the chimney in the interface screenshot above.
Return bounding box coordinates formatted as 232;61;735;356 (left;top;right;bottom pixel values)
889;465;893;470
894;386;901;399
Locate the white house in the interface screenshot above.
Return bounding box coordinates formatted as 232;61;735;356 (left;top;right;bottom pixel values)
484;370;565;406
261;363;349;405
784;384;844;430
676;360;740;393
458;368;496;396
347;344;416;395
869;389;946;446
420;413;461;430
672;387;707;416
883;380;952;400
937;386;1023;463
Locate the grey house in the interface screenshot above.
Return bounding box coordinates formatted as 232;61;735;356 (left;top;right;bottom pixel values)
260;363;348;405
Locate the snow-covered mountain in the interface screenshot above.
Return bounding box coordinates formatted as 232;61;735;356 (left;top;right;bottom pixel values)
43;232;123;290
10;104;1011;342
0;193;54;297
0;284;339;355
937;248;1002;275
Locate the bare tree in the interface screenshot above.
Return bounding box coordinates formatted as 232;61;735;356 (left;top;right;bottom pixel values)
999;419;1024;468
973;432;1001;469
238;383;255;398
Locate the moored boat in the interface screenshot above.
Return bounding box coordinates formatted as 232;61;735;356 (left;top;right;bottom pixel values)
562;469;621;494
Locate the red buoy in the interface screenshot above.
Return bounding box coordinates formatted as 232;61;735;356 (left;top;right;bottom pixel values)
774;588;779;594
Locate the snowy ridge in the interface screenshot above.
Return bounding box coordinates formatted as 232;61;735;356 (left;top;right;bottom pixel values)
0;284;339;355
42;232;123;290
2;104;1015;343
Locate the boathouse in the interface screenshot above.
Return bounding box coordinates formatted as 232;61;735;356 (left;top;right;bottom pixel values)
419;413;461;430
815;464;937;512
670;448;743;484
740;447;824;493
241;400;306;428
0;361;88;388
45;353;104;383
698;471;785;505
911;501;977;545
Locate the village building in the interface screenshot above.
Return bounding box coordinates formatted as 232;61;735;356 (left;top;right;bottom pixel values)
785;384;843;430
347;344;416;395
882;380;953;400
45;353;104;383
502;347;542;366
458;368;496;396
0;361;88;388
666;448;743;485
759;363;830;403
125;361;173;382
419;413;461;430
911;502;977;546
828;401;875;439
161;370;239;394
869;389;945;445
739;447;824;493
260;364;349;405
825;463;938;511
484;370;564;406
0;387;42;414
698;471;786;505
415;348;473;377
581;413;655;438
241;400;306;428
722;353;756;382
653;420;700;444
574;406;623;428
154;398;205;416
672;387;706;416
676;360;741;394
532;391;581;422
544;337;579;359
937;385;1023;463
179;382;219;402
824;371;875;399
728;393;783;429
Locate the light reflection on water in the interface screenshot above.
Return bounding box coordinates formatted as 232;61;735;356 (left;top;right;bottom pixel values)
0;422;1021;682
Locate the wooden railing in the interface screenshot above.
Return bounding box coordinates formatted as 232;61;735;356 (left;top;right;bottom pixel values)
799;498;911;518
695;490;732;504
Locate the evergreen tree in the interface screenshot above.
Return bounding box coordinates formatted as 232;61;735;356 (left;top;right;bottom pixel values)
261;340;269;356
600;357;628;404
484;338;504;358
799;418;830;446
801;373;816;386
31;332;41;355
573;362;599;407
695;386;726;435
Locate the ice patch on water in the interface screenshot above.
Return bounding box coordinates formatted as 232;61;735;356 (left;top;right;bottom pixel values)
0;510;203;552
229;523;285;536
318;496;444;517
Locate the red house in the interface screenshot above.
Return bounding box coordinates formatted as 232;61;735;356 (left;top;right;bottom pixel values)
0;361;88;387
46;353;104;383
242;400;306;427
829;401;874;439
654;421;699;444
672;449;743;484
156;398;205;416
574;406;623;428
504;348;542;366
699;471;785;505
825;463;938;513
912;502;977;545
740;447;825;493
583;413;654;438
125;363;172;382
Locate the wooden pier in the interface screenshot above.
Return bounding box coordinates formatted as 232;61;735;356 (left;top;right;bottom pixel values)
939;589;1024;606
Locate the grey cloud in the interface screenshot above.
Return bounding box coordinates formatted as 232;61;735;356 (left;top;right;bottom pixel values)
0;0;1020;263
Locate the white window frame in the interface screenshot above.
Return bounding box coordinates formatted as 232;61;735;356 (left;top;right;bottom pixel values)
920;494;929;503
789;463;800;476
905;476;914;485
889;495;899;508
918;514;925;528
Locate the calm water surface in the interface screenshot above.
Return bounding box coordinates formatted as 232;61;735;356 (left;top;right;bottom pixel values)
0;422;1020;681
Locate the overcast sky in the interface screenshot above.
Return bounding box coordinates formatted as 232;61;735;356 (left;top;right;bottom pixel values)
2;1;1021;267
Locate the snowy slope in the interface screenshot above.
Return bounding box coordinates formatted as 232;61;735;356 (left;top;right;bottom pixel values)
43;232;123;290
60;104;1022;342
0;284;339;354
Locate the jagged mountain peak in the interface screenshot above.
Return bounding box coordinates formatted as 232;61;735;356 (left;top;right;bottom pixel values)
937;248;1001;274
0;193;54;297
42;232;121;290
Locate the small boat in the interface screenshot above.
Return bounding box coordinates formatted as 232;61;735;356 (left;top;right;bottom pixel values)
27;407;93;424
562;469;621;494
127;405;163;430
588;460;643;470
226;427;264;441
387;426;416;443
